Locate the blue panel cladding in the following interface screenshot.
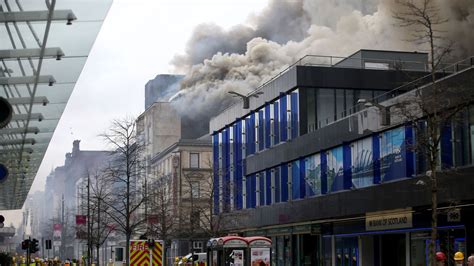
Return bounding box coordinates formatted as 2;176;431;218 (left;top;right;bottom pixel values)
250;113;256;155
321;151;328;194
274;168;281;203
265;104;271;149
223;128;231;212
299;157;306;198
441;123;453;169
405;125;415;177
281;164;289;202
280;94;288;142
245;117;251;156
274;101;280;144
291;161;301;200
291;92;299;139
233;121;243;210
258;110;265;151
343;143;352;190
265;169;272;205
259;173;265;205
372;133;381;184
212;133;220;214
328;146;344;192
250;174;256;208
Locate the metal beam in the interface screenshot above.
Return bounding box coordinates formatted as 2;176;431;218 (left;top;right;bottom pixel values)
0;10;77;23
0;76;55;85
0;48;64;60
0;138;36;145
0;127;39;135
7;97;49;105
0;147;33;154
11;113;44;121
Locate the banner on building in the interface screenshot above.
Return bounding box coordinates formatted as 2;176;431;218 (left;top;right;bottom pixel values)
76;215;86;225
129;240;163;266
366;208;413;231
53;223;62;246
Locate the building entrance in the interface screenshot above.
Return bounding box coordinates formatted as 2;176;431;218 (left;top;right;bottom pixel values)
380;234;406;266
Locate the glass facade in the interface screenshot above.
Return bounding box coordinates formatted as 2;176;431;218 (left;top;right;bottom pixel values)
213;86;474;212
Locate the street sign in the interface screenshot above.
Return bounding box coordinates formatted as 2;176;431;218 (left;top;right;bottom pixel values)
129;240;163;266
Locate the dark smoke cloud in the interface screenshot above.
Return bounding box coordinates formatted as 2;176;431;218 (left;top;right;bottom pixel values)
170;0;474;132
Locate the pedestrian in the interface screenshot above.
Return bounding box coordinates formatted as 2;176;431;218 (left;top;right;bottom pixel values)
454;252;465;266
436;251;447;266
467;254;474;266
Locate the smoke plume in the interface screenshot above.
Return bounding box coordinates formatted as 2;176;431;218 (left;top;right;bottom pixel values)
170;0;474;131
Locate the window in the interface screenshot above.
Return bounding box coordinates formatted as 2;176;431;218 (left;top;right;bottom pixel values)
191;181;200;198
190;153;200;168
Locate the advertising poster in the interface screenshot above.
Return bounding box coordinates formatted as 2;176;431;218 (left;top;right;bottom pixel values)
232;249;244;266
305;154;321;196
381;127;406;182
351;137;374;188
327;146;344;192
251;248;270;266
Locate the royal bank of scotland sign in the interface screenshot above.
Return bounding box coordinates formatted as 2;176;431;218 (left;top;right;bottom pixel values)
366;209;413;231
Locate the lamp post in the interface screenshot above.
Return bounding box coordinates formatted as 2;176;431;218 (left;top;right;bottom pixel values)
357;98;391;126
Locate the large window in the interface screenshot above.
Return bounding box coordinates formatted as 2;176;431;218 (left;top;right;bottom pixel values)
191;181;200;198
190;153;200;168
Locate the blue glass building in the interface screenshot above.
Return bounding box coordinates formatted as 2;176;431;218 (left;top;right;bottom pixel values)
210;50;474;265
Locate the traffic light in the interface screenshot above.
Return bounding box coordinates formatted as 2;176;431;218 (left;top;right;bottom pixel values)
29;238;39;253
21;239;30;250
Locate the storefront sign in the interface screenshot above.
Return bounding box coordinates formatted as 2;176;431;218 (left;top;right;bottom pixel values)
366;210;412;231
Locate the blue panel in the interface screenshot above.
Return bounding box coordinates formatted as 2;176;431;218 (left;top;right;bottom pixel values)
274;167;281;203
299;158;306;198
291;92;299;139
328;146;344;192
343;143;352;190
280;94;288;142
250;174;256;208
223;128;231;212
265;104;271;149
372;133;381;184
234;121;243;210
441;123;453;169
265;169;272;205
291;161;301;200
381;127;406;182
281;164;288;202
274;101;280;144
259;172;265;205
212;133;220;214
405;126;415;177
245;117;251;156
258;110;264;151
250;113;256;154
321;152;327;194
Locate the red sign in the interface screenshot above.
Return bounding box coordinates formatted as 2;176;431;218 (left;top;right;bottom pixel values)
53;224;62;231
76;215;87;225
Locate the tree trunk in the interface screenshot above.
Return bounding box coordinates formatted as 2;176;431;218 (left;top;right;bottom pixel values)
96;245;100;266
430;170;438;266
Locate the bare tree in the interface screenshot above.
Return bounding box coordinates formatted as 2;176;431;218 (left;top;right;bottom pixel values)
147;172;176;249
79;171;114;265
393;1;473;264
100;117;147;265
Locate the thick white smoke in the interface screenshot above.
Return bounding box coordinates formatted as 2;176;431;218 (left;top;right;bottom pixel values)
170;0;474;126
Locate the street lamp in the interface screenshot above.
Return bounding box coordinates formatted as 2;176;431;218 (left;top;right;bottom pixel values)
228;90;263;109
357;98;390;126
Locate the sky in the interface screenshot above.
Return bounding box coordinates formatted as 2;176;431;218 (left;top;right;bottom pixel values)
3;0;269;227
